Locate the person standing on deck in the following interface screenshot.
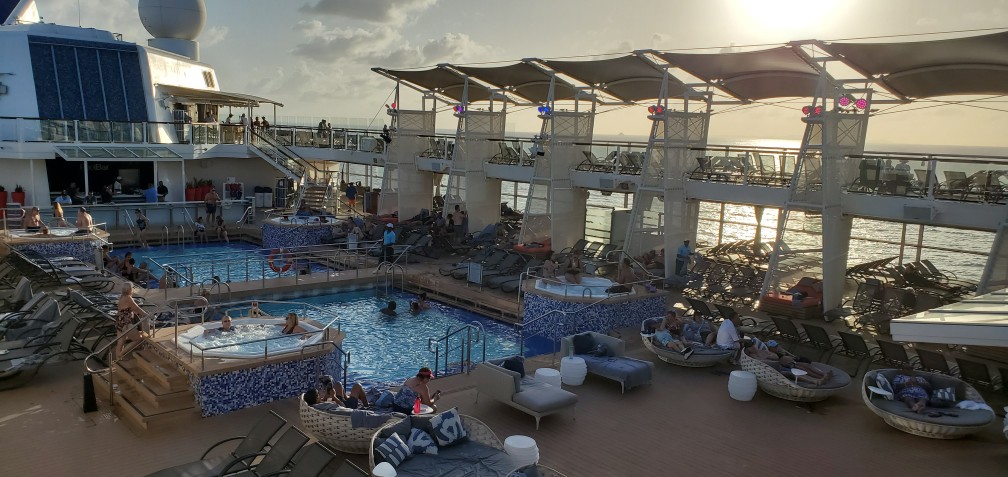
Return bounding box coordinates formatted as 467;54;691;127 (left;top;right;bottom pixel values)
345;182;357;212
676;240;693;276
383;223;396;264
157;181;169;202
204;187;221;225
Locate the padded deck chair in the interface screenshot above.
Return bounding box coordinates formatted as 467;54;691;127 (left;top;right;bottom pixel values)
915;348;958;376
466;223;499;246
477;254;526;283
0;349;56;391
834;331;881;377
875;339;921;369
332;460;368;477
144;411;287;477
0;277;32;311
955;357;997;392
768;316;807;346
451;249;507;279
258;443;336;477
799;323;840;362
487;259;541;289
437;247;494;276
216;426;310;477
1;298;62;347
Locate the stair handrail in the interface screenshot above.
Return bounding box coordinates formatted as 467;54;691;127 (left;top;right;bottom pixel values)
169;295;210;350
236;206;254;228
516;293;617;358
83;312;156;411
162;225;169;247
426;321;485;377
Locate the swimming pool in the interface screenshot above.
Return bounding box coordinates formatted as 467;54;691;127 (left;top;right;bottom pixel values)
244;290;552;386
115;242;328;287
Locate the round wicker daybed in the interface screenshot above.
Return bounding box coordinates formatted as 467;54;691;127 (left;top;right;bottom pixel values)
739;352;851;402
369;414;504;471
640;334;733;368
862;369;995;439
299;396;406;454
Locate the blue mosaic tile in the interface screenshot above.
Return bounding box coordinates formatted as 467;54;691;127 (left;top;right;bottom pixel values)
187;349;344;417
14;239;103;265
262;222;334;250
521;292;665;341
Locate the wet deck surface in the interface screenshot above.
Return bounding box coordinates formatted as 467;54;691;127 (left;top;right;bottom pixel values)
2;332;1006;477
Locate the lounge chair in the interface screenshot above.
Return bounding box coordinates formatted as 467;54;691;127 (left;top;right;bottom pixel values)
560;331;654;393
833;331;882;377
144;411;286;477
258;443;336;477
331;460;368;477
215;426;310;477
451;250;507;279
298;395;406;454
955;357;997;392
739;351;851;402
437;247;493;277
640;318;732;368
875;339;921;369
0;347;57;391
486;259;541;289
862;369;995;439
915;348;959;376
0;277;33;310
798;323;841;362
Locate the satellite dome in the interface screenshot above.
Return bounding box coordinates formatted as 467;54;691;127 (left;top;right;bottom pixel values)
138;0;206;40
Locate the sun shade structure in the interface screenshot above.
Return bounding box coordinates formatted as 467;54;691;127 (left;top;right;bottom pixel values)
372;66;491;102
541;55;681;102
156;84;283;107
657;46;819;101
453;62;576;103
891;288;1008;347
820;31;1008;99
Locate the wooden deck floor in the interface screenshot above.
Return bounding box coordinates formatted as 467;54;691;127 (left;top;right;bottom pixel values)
2;330;1005;477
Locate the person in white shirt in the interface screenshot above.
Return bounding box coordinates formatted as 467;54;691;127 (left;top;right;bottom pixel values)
715;315;743;351
113;176;123;194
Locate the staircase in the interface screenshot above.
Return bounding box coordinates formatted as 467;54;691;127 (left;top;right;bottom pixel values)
300;184;331;211
92;347;198;433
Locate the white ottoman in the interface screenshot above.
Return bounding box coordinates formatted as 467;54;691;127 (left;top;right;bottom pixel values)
728;370;758;401
534;368;562;387
560;356;587;386
503;435;539;467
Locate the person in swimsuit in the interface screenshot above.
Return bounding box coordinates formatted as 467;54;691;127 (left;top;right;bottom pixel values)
52;202;67;227
319;375;370;408
281;312;306;335
204;187;221;224
115;283;147;359
392;367;441;414
563;248;585;284
248;301;263;317
76;207;93;234
23;207;42;232
215;216;229;243
194;216;207;243
134;209;149;248
542;252;558;278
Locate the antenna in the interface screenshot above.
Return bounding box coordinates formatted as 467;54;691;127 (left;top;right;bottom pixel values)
77;0;81;27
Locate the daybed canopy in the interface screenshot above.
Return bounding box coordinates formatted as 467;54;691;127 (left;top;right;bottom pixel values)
657;46;819;101
372;66;491;102
541;55;682;102
453;62;576;103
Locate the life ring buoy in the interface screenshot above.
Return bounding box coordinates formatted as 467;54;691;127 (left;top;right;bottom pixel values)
268;249;292;273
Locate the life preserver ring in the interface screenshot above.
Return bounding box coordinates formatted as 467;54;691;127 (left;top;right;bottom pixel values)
268;249;292;273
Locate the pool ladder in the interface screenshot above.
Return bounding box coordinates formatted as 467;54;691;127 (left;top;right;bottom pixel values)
428;321;486;378
161;225;186;248
376;261;404;296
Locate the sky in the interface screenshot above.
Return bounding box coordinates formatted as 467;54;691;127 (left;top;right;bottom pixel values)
35;0;1008;149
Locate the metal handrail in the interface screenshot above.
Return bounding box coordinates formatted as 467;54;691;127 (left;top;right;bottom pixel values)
236;206;254;228
516;294;619;357
427;321;486;377
83;312;157;410
188;315;341;370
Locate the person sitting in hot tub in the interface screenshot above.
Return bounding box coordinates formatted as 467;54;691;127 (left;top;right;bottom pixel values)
248;301;263;317
203;316;236;336
295;201;311;217
23;207;42;232
542;252;559;278
281;312;307;334
563;248;584;284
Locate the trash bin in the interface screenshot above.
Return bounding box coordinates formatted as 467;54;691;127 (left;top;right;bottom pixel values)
366;190;380;214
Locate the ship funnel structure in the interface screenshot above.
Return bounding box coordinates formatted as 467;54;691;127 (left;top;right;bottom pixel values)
138;0;206;61
2;0;40;25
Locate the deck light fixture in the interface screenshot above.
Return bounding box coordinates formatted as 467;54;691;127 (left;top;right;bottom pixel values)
647;105;665;114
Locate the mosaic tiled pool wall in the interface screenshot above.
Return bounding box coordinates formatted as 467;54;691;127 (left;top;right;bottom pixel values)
14;240;102;265
262;222;335;250
521;292;665;340
186;349;343;417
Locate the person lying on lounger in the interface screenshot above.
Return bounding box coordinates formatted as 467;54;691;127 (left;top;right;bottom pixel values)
892;365;932;413
745;343;833;386
319;374;371;409
681;311;716;347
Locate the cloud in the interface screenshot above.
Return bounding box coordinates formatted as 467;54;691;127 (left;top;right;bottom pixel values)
41;0;150;43
292;20;485;67
202;26;229;47
299;0;437;25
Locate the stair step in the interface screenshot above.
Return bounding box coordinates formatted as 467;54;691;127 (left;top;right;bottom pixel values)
133;349;188;390
93;369;198;432
117;360;195;410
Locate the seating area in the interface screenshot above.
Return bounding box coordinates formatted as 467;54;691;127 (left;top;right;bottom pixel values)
472;356;578;429
862;369;995;439
559;331;654;393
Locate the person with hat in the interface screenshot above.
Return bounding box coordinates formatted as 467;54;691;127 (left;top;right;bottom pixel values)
392;367;441;414
382;222;396;264
676;239;694;276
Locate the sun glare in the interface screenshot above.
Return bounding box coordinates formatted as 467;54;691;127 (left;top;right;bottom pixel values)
735;0;844;37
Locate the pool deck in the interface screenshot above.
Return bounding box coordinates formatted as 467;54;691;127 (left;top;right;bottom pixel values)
3;219;1007;475
2;330;1006;477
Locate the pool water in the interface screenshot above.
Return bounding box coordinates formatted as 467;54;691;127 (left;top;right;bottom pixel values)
246;290;553;386
180;320;326;358
115;242;328;287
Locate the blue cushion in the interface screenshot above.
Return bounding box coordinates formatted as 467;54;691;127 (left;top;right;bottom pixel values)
502;356;525;377
428;408;468;447
377;433;411;467
406;427;438;456
930;386;957;408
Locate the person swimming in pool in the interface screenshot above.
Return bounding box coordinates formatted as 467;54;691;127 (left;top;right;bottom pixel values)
380;301;397;316
204;316;236;336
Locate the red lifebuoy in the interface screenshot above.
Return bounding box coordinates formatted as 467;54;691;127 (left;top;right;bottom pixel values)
268;249;292;273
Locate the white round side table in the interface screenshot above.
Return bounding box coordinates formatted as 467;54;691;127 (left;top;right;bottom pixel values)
560;356;587;385
534;367;562;387
503;435;540;467
728;370;757;401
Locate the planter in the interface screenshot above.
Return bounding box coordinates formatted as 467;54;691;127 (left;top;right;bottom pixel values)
0;191;6;217
185;188;198;201
11;191;25;205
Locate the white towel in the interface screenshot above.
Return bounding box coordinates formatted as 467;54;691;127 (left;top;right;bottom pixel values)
955;400;994;413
